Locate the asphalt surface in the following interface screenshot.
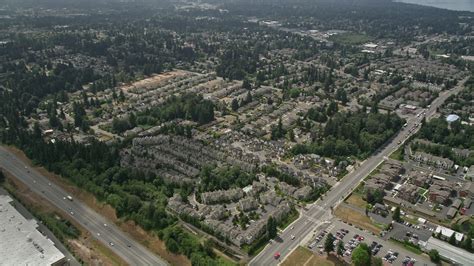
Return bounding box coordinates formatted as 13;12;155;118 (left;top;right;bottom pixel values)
0;146;168;266
250;83;465;266
0;187;80;266
323;220;434;266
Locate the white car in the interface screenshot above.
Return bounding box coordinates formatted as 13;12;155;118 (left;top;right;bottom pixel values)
291;235;295;240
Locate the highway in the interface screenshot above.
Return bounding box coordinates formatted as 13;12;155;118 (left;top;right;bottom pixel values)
250;82;465;266
0;146;168;266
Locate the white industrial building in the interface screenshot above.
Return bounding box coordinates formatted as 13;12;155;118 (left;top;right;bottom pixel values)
423;237;474;266
0;195;65;265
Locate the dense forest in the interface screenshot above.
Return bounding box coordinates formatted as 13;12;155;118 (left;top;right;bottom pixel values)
217;0;472;40
199;166;256;192
292;110;404;159
413;118;474;166
418;118;474;150
146;93;215;125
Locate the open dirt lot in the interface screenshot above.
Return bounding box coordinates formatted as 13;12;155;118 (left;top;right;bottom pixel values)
334;205;382;235
345;194;367;209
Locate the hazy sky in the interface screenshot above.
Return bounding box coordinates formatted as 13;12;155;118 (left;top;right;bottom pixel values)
396;0;474;12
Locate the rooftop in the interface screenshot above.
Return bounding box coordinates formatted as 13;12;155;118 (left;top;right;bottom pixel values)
435;225;464;242
0;195;65;265
446;114;460;122
424;237;474;266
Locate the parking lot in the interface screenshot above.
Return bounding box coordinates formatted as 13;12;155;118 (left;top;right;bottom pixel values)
386;220;435;245
307;220;434;266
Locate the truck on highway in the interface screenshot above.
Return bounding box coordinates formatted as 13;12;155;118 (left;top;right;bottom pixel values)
66;195;73;201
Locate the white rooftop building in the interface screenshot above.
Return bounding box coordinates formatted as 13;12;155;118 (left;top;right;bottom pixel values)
0;195;65;265
424;237;474;266
435;225;464;242
446;114;460;123
363;43;378;49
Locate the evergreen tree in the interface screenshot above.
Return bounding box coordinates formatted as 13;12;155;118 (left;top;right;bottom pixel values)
337;241;344;256
242;79;251;90
462;237;472;252
449;232;456;245
267;216;277;239
429;249;440;263
324;233;335;254
392;206;402;222
352;243;371;266
0;170;5;183
231;99;239;111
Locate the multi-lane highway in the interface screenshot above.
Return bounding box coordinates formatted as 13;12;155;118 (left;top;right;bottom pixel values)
0;146;168;266
250;82;465;266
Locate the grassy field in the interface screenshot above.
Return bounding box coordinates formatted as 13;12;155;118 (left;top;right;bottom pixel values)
329;33;373;45
389;239;422;255
282;246;336;266
278;208;300;230
345;194;367;209
389;145;405;161
334;205;382;235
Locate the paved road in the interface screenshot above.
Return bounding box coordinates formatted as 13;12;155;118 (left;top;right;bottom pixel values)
250;82;465;266
0;187;80;266
0;146;168;266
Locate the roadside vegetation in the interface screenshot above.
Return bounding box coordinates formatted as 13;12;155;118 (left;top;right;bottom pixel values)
1;173;127;265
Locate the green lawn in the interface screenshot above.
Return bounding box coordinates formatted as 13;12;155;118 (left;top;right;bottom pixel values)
390;145;405;161
389;239;422;255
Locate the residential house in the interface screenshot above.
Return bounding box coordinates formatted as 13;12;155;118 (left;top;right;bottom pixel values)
460;181;474;198
201;188;244;205
208;206;227;220
398;184;419;204
260;191;283;207
279;182;297;196
466;166;474;181
452;199;462;210
464;198;472;208
411;151;454;170
373;203;388;216
294;186;312;200
239;197;259;212
447;207;457;219
410;171;432;188
429;180;455;205
365;173;393;192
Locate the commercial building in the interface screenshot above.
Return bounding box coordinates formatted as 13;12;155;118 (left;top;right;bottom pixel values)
0;195;65;265
423;237;474;266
